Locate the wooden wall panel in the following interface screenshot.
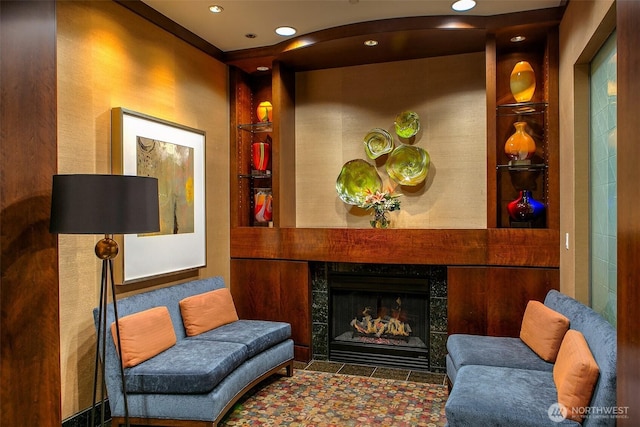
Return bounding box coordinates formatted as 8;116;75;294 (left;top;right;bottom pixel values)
230;259;311;361
0;1;61;425
448;266;559;337
231;227;559;268
617;0;640;422
272;62;297;228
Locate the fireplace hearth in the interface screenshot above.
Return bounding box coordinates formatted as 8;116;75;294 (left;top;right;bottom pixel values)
311;263;448;372
329;272;430;371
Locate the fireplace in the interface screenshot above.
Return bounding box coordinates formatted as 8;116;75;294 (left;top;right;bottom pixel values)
328;271;431;371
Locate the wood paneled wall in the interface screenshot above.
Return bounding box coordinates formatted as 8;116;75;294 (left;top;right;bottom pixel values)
230;259;311;361
0;1;61;425
448;266;559;337
617;0;640;422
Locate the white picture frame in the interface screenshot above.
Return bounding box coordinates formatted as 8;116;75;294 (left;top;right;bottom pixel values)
111;107;206;284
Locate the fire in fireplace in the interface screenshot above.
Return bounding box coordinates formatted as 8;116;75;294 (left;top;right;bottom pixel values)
350;297;412;340
329;273;430;371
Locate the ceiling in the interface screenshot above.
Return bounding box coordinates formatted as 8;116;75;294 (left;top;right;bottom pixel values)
140;0;565;53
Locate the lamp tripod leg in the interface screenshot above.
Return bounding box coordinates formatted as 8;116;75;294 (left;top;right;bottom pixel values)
90;259;109;427
108;258;130;427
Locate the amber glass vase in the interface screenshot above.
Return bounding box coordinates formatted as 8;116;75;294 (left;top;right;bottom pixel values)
504;121;536;164
510;61;536;103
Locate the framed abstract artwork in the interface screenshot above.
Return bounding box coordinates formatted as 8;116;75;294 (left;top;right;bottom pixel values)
111;107;206;284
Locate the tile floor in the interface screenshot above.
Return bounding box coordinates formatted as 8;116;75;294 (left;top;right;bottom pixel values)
295;360;448;386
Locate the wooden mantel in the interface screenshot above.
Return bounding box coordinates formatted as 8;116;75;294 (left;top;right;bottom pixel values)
230;227;559;268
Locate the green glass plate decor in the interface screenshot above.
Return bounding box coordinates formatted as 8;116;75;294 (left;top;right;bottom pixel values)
363;128;394;159
386;145;430;186
336;159;383;206
394;111;420;138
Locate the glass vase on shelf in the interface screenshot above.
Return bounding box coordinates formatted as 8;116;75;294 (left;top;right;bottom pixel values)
253;188;273;226
510;61;536;103
507;189;545;223
504;121;536;166
251;135;271;173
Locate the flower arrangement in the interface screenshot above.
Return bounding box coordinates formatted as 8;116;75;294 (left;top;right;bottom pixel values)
360;189;401;228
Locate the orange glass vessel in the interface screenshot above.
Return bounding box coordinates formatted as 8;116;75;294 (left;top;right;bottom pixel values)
510;61;536;103
256;101;273;123
504;121;536;163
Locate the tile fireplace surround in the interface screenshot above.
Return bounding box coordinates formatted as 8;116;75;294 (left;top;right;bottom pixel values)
311;262;448;373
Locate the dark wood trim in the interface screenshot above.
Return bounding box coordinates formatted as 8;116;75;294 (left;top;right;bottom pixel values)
230;227;559;268
272;62;296;227
224;9;564;74
484;7;566;31
0;1;61;425
544;27;560;230
486;228;559;267
485;34;498;228
617;0;640;422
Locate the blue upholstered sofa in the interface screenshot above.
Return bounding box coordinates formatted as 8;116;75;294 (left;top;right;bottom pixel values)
93;276;294;427
445;290;617;427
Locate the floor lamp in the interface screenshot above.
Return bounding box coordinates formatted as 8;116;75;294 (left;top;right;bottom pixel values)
50;174;159;427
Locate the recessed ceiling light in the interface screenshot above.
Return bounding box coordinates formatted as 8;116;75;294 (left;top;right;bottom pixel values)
208;5;223;13
510;35;526;43
245;33;257;39
364;40;378;47
256;66;270;72
451;0;476;12
275;26;297;37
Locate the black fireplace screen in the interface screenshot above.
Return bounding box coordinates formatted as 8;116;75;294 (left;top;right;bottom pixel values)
329;274;430;370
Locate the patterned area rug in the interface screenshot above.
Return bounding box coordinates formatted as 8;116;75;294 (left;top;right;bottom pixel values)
220;370;448;426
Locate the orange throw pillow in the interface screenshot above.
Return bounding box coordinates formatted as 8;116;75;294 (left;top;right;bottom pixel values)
553;329;600;422
520;300;570;362
179;288;239;336
111;306;177;368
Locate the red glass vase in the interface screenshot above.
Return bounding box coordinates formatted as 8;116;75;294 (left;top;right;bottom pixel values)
252;142;270;172
507;190;545;221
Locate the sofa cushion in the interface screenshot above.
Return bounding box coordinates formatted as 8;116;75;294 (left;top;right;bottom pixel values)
520;300;570;362
445;365;580;427
554;330;600;422
188;319;291;358
111;306;177;368
124;340;248;394
446;334;554;384
179;288;239;336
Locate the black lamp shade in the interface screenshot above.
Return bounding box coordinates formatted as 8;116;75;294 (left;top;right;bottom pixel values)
50;174;160;235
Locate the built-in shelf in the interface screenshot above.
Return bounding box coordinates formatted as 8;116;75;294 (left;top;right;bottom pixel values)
496;102;548;116
239;172;272;179
238;122;272;133
496;163;548;171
